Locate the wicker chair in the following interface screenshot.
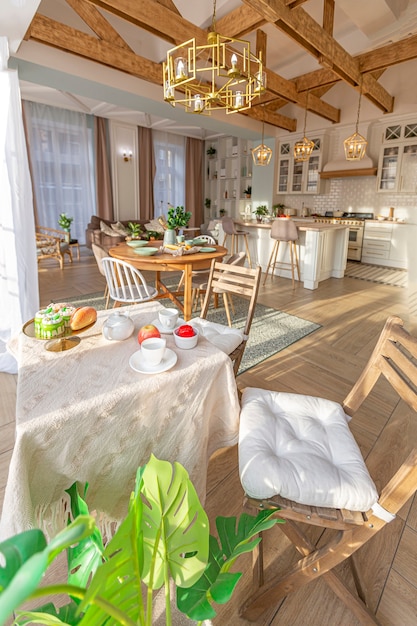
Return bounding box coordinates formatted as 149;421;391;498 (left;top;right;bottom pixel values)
36;226;73;270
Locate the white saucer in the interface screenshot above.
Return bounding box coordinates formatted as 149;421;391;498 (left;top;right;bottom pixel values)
129;348;177;374
151;318;185;335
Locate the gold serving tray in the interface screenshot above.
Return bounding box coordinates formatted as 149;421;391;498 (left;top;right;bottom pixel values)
23;319;96;352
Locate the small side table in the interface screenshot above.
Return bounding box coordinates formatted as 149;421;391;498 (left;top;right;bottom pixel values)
69;239;80;261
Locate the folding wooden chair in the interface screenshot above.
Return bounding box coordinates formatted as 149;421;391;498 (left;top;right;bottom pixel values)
239;316;417;624
197;259;261;376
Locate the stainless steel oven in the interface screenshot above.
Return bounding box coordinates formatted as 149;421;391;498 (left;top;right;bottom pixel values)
313;212;373;261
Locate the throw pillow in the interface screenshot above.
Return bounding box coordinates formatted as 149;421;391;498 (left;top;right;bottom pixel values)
111;221;129;236
144;218;165;234
100;221;121;237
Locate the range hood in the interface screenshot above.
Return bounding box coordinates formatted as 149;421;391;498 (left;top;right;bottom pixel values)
320;155;377;179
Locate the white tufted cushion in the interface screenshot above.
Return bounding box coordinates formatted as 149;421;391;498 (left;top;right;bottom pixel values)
190;318;244;355
239;387;378;511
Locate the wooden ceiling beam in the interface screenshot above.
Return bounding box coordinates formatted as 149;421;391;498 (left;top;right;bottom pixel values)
241;0;394;113
215;5;266;38
88;0;206;46
26;13;297;131
65;0;132;50
27;14;162;83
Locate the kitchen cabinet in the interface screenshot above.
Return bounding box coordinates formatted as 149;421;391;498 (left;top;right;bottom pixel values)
377;122;417;193
362;221;407;269
205;136;253;221
277;136;327;195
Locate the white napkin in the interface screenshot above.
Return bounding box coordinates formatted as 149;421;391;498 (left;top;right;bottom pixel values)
160;245;201;256
189;318;244;355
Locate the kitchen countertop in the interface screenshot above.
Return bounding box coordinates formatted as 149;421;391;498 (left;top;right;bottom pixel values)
236;219;349;231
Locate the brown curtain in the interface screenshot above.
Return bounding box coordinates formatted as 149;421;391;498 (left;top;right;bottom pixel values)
94;116;114;220
138;126;156;221
185;137;204;227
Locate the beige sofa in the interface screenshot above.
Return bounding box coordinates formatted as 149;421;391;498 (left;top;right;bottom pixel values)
85;216;150;250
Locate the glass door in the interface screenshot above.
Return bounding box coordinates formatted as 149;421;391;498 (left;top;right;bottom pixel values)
378;146;399;191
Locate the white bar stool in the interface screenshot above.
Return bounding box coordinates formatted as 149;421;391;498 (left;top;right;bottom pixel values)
263;218;300;288
221;216;253;268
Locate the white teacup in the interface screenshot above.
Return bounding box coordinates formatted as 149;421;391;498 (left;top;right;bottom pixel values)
141;337;166;366
158;308;179;330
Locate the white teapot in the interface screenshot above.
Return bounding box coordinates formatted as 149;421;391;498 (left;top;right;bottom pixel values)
102;312;134;341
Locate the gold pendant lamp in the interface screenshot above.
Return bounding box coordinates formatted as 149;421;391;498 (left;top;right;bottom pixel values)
294;92;314;162
252;106;273;166
344;77;368;161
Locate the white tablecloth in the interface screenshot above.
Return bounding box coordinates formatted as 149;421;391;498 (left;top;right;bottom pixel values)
1;302;240;539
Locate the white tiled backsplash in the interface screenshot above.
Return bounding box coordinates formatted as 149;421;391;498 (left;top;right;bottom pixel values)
279;177;416;223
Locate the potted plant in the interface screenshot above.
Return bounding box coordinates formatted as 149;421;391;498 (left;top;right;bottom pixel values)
206;146;216;158
205;197;211;210
219;208;226;217
164;205;192;245
126;222;143;240
253;205;269;222
243;185;252;199
58;213;73;242
272;203;285;217
0;455;280;626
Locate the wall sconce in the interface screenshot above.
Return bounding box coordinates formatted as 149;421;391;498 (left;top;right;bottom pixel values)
123;150;133;162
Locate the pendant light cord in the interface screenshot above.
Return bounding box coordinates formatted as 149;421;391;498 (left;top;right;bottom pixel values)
302;91;309;136
211;0;217;32
356;76;363;134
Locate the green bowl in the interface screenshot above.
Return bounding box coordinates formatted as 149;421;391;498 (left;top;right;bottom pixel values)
126;240;148;248
132;247;159;256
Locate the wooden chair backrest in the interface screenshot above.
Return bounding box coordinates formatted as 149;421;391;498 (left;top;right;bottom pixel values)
342;315;417;517
200;260;261;336
101;257;154;302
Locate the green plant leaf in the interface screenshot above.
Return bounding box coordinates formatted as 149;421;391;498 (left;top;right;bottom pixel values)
0;517;95;625
0;529;46;591
15;600;80;625
75;467;146;625
177;509;281;620
65;484;104;590
140;455;209;590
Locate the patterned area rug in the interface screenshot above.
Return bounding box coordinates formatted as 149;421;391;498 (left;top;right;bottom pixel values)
66;292;320;374
345;261;407;288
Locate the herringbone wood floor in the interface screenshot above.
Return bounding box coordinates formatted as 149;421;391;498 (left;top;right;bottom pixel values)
1;248;416;625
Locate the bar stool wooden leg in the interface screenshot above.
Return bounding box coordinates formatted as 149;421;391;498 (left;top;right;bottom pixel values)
263;240;280;284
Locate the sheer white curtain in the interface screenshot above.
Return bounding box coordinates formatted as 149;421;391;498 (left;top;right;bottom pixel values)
153;131;185;218
23;102;95;243
0;38;38;373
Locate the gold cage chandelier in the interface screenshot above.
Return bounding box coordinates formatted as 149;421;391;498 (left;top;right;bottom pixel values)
252;106;273;166
294;93;314;162
344;78;368;161
163;0;266;115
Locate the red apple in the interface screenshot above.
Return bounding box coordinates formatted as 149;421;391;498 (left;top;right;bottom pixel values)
177;324;195;338
138;324;160;344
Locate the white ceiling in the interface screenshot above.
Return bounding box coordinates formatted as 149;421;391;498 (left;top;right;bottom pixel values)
2;0;417;139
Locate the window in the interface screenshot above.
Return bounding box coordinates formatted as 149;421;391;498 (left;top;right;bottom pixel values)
24;102;95;243
153;131;185;217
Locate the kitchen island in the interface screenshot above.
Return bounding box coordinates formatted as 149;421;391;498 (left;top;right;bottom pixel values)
218;219;349;290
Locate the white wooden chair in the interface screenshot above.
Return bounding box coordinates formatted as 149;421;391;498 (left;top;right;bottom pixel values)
238;315;417;624
101;257;158;307
91;243;110;309
177;235;216;290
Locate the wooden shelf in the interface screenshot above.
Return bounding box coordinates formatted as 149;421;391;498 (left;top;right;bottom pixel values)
320;168;377;179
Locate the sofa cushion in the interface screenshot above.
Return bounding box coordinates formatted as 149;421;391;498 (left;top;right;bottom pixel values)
111;221;129;236
144;218;165;234
100;220;122;237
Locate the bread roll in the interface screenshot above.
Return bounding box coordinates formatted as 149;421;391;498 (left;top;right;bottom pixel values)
70;306;97;330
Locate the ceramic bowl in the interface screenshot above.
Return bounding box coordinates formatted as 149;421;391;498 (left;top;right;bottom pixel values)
126;240;148;247
132;247;159;256
173;325;199;349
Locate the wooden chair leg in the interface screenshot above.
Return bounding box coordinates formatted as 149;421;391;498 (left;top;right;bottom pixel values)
289;242;295;288
223;293;232;327
243;235;253;268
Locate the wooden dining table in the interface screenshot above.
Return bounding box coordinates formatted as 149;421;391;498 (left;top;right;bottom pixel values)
108;241;228;321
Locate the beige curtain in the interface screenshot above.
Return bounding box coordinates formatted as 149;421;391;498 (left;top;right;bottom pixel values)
138;126;155;221
185;137;203;227
94;116;114;220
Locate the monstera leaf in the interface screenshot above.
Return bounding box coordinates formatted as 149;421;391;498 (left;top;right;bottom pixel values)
177;509;281;621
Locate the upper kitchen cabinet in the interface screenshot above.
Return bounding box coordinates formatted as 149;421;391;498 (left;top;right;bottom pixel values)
377;122;417;193
277;136;328;194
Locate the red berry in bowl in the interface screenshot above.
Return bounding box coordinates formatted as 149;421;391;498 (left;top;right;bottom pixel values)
177;324;195;338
